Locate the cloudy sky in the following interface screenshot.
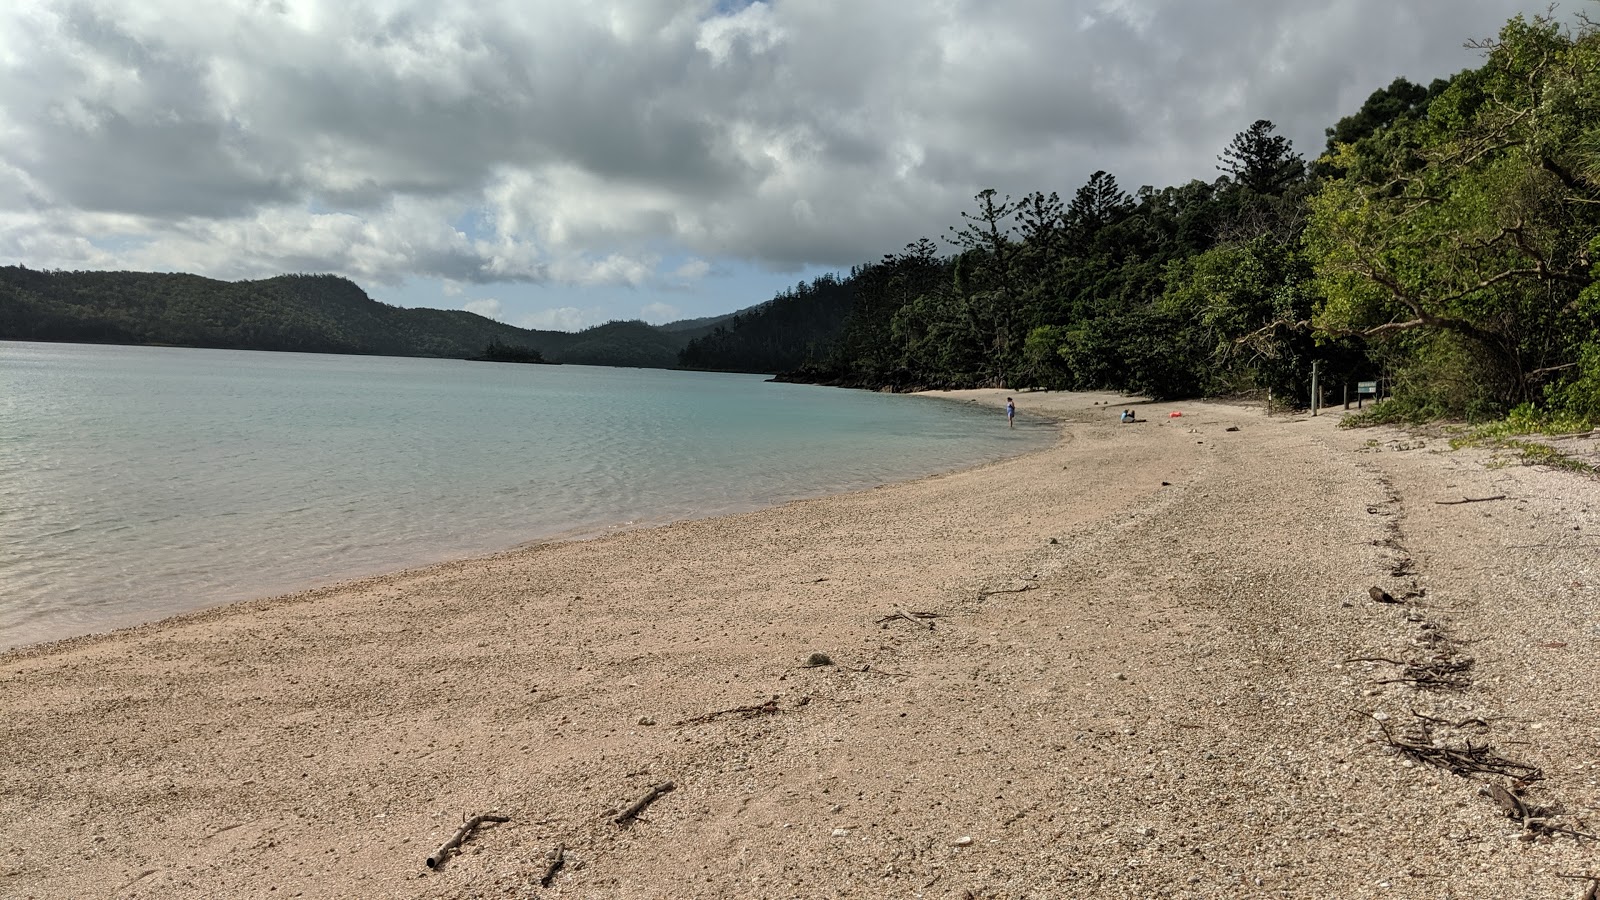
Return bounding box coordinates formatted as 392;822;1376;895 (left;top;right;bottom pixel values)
0;1;1566;332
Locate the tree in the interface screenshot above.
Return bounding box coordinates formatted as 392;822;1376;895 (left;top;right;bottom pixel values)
1306;13;1600;416
1218;120;1306;196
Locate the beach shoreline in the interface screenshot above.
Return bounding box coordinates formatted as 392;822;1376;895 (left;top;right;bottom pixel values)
3;389;1597;899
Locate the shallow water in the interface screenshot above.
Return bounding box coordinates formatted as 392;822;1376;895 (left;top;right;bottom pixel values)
0;342;1048;648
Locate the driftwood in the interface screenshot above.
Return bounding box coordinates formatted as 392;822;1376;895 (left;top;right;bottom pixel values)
673;698;780;726
539;843;565;887
1434;495;1508;505
426;813;510;869
614;781;675;826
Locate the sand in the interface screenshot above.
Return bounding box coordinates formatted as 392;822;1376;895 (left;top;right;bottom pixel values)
2;390;1597;900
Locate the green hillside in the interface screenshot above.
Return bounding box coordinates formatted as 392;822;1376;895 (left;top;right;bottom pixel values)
0;267;715;368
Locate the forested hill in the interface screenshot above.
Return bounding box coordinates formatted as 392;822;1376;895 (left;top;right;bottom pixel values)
683;12;1600;425
0;267;726;367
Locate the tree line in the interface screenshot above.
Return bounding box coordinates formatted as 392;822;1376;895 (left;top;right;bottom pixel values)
684;12;1599;424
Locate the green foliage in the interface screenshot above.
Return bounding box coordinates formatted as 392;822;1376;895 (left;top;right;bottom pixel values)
678;273;857;374
1548;341;1600;421
1446;403;1599;473
476;340;549;364
1307;12;1600;419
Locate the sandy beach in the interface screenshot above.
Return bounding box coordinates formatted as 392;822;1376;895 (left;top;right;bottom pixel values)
3;390;1597;899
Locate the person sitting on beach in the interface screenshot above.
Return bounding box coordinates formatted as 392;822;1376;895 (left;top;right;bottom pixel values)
1119;409;1133;423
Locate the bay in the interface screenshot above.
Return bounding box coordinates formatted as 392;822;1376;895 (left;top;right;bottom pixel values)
0;341;1047;650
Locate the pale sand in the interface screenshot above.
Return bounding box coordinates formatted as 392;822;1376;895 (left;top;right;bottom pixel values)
3;390;1598;899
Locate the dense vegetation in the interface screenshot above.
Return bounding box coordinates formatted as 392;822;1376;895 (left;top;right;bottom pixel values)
688;13;1599;424
474;340;550;364
0;268;727;368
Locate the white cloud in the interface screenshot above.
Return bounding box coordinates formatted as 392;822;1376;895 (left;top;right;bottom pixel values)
463;298;503;320
0;0;1561;322
669;257;711;281
640;301;679;323
518;306;607;332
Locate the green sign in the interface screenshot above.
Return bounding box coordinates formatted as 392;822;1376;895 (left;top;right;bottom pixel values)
1357;381;1378;394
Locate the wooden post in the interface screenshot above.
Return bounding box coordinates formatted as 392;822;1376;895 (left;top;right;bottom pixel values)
1311;361;1321;416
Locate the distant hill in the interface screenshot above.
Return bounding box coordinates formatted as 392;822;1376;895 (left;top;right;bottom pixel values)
0;267;723;368
677;271;856;374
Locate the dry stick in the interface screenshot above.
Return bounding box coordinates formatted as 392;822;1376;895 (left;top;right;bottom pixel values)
614;781;675;826
539;843;565;887
672;698;780;726
426;813;510;869
1410;709;1489;729
1434;495;1508;505
979;584;1035;597
896;608;934;630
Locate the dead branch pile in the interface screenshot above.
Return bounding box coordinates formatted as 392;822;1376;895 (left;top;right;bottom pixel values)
1366;711;1542;781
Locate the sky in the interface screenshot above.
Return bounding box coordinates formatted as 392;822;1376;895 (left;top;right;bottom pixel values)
0;1;1572;332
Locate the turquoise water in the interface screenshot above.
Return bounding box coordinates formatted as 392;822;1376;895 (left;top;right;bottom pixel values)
0;341;1048;649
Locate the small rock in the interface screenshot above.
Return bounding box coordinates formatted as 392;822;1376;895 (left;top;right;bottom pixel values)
803;652;834;668
952;835;973;847
1112;672;1127;681
1048;537;1058;544
831;828;850;838
637;716;656;726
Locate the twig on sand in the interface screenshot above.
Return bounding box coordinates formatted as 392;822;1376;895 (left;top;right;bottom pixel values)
539;843;565;887
614;781;675;826
978;583;1035;598
673;697;780;726
426;813;510;869
878;609;941;630
1434;495;1508;505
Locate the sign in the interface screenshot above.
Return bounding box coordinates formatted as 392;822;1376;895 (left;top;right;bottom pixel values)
1357;381;1378;394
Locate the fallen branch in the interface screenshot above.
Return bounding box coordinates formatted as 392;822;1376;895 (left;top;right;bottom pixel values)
672;698;780;726
877;609;940;630
614;781;675;826
978;583;1035;597
426;813;510;869
1363;711;1541;781
1434;495;1508;505
539;843;565;887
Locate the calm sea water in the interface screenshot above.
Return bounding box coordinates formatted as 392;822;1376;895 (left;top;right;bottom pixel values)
0;341;1047;650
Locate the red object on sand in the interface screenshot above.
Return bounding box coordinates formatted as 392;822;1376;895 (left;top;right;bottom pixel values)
1169;411;1182;418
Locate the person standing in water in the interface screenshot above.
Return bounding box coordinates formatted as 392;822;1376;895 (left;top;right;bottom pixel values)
1006;397;1015;429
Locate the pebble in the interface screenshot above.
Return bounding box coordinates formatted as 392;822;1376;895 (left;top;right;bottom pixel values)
952;836;973;846
637;716;655;726
831;828;850;838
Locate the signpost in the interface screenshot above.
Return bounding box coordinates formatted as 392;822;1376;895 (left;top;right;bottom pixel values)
1357;380;1378;409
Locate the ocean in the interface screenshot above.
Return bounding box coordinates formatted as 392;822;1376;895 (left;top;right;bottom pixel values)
0;341;1047;650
